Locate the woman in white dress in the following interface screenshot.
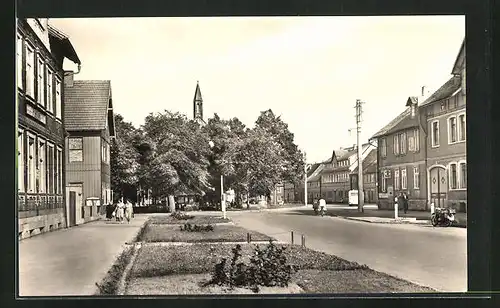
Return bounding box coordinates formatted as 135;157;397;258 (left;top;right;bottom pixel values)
115;199;125;223
124;201;134;223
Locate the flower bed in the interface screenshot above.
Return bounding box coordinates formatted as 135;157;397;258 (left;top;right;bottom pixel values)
137;223;273;243
148;215;231;225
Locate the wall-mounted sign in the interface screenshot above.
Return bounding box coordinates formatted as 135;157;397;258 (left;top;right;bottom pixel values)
383;170;391;178
86;197;101;206
26;104;47;125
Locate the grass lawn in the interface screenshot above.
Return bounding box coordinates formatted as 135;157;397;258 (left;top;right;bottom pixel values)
149;215;231;225
137;223;273;243
127;243;435;294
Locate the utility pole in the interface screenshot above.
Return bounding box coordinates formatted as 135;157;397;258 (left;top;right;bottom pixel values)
221;174;226;219
356;99;365;213
304;152;308;206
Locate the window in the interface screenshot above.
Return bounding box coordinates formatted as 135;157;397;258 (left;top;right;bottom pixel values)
458;114;466;141
69;138;83;162
56;148;63;194
55;79;62;119
381;172;387;193
17;34;23;89
399;132;407;155
408;129;420;152
47;143;55;194
37;58;45;106
27;134;36;193
18;130;24;192
393;134;400;155
459;162;467;189
38;139;46;193
413;166;420;189
26;44;35;98
431;120;440;147
449;163;458;189
47;69;53;113
401;168;407;190
102;142;109;163
394;169;400;190
380;138;387;157
448;116;457;143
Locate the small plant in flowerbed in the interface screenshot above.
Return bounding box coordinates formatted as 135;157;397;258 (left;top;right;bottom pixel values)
180;223;215;232
170;211;195;220
202;240;296;293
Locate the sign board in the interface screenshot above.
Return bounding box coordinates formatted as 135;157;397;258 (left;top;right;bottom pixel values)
378;193;389;199
86;197;101;206
383;170;391;178
348;190;358;205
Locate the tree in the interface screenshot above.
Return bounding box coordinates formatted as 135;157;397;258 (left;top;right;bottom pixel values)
110;114;141;202
141;111;212;212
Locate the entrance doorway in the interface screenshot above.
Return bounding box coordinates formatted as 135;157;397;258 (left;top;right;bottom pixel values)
429;166;448;208
67;184;84;226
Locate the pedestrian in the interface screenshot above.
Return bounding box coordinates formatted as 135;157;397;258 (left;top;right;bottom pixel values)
116;199;125;223
125;200;134;223
403;193;409;214
397;192;404;214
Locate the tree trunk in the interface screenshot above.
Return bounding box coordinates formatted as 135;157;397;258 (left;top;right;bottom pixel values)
168;195;176;213
246;192;250;209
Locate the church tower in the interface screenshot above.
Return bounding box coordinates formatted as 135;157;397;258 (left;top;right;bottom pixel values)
193;81;205;124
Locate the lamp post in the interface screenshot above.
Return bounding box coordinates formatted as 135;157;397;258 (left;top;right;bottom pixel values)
209;141;226;219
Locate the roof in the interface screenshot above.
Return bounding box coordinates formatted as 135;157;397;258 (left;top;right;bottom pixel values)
352;149;377;174
405;96;418;107
307;163;321;177
420;76;462;107
64;80;113;131
452;39;465;75
47;24;81;65
193;81;203;102
308;164;325;182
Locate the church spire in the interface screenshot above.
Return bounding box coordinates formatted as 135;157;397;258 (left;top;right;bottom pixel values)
193;81;203;123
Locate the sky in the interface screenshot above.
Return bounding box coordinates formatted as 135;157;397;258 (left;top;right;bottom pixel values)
50;16;465;163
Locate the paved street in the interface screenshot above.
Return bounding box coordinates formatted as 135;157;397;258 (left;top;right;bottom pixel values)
18;215;149;297
227;208;467;292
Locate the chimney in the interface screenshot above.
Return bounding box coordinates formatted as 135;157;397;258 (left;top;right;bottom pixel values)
64;71;74;87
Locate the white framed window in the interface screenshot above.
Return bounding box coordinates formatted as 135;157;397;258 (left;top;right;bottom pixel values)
448;116;458;144
17;34;23;90
408;129;420;152
394;169;400;190
459;161;467;189
399;132;407;155
431;120;440;147
46;68;53;114
55;79;62;119
47;142;55;194
57;147;63;194
381;172;387;193
27;133;36;193
380;138;387;157
26;44;35;98
401;168;407;190
413;166;420;189
38;138;46;193
18;130;24;192
69;137;83;162
393;134;400;155
449;163;458;190
458;113;466;142
37;57;45;106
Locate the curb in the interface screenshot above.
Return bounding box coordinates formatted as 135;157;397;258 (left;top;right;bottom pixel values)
140;241;288;246
117;243;141;295
340;216;430;225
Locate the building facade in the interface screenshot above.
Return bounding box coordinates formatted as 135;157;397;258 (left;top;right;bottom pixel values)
17;19;81;239
349;148;378;204
64;79;116;226
420;39;466;212
371;97;427;210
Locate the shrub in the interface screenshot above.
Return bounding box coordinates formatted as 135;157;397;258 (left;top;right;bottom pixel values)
179;223;215;232
203;240;296;293
170;211;195;220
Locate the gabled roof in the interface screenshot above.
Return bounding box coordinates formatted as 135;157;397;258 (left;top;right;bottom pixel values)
419;76;462;107
352;148;377;174
371;108;413;139
308;164;325;182
47;24;81;65
405;96;418;107
64;80;114;132
452;38;465;75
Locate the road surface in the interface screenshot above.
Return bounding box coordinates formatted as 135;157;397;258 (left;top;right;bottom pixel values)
227;208;467;292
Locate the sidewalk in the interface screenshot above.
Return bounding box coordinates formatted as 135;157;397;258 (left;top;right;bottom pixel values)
329;209;467;228
18;215;149;297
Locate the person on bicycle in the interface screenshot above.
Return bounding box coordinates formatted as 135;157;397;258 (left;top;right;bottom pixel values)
319;198;326;215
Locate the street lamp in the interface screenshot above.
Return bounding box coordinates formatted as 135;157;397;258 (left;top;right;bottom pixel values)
209;141;226;219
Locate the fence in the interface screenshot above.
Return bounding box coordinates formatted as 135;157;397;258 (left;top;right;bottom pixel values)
245;230;307;248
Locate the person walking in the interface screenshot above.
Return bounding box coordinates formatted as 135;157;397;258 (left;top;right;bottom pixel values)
397;192;404;214
115;199;125;223
125;200;134;223
403;193;409;214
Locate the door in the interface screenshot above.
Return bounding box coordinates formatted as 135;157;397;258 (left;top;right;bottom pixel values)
67;184;84;226
430;167;447;208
